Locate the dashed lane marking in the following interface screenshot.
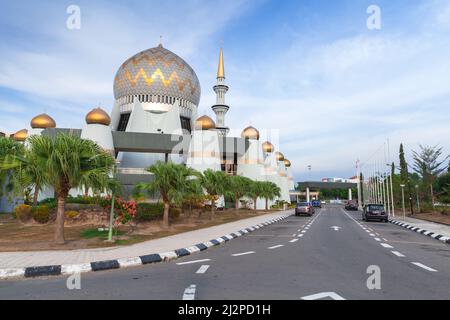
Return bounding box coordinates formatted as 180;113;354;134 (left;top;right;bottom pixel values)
232;251;255;257
391;251;405;257
196;265;210;274
374;238;381;242
268;245;284;250
177;259;211;265
411;262;438;272
381;243;394;249
289;239;299;243
182;285;197;300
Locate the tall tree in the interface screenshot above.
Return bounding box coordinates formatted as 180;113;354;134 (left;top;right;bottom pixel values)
399;143;414;214
2;134;116;244
247;181;264;211
0;137;25;199
412;144;449;205
135;161;198;228
199;169;227;219
260;181;281;211
226;175;252;211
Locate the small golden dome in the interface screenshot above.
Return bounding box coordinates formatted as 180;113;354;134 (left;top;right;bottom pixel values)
31;114;56;129
241;126;260;140
195;115;216;130
275;152;285;162
284;159;291;167
262;141;274;153
13;129;28;142
86;107;111;126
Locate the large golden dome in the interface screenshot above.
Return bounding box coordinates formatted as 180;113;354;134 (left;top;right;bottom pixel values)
284;159;291;167
86;107;111;126
13;129;28;142
31;114;56;129
241;126;260;140
275;152;285;162
195;115;215;130
113;44;201;106
262;141;274;153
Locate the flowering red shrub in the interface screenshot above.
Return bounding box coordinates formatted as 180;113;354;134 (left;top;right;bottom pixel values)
101;196;137;226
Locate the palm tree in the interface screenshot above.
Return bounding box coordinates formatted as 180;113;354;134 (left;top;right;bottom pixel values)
248;181;264;211
260;181;281;211
135;161;198;228
227;175;253;211
0;137;25;200
2;134;116;244
199;169;227;219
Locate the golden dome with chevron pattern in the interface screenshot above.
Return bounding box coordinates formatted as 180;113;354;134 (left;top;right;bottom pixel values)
113;44;201;106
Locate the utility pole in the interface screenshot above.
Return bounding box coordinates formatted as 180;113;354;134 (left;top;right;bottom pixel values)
357;160;363;210
388;139;395;217
400;184;406;220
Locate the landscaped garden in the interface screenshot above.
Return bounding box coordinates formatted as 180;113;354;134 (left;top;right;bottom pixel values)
0;133;290;251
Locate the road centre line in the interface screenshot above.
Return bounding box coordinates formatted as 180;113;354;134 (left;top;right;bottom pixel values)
182;285;197;300
232;251;255;257
177;259;211;265
411;262;437;272
268;245;284;250
381;243;394;249
391;251;405;257
196;265;210;274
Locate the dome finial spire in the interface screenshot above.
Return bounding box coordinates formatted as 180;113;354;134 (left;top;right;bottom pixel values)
217;47;225;79
159;35;163;47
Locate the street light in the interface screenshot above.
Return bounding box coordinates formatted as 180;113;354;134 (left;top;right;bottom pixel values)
400;184;406;220
415;185;420;213
107;160;120;242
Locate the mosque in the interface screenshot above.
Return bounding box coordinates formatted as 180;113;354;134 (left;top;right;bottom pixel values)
1;44;295;211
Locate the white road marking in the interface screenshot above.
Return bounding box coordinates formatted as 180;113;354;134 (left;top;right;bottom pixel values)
411;262;437;272
289;239;299;243
374;238;381;242
369;233;375;237
177;259;211;266
292;233;297;237
330;226;341;231
268;245;284;250
196;265;210;274
297;234;304;237
301;230;307;233
301;292;346;300
182;284;197;300
383;238;388;242
381;243;394;249
232;251;255;257
391;251;405;257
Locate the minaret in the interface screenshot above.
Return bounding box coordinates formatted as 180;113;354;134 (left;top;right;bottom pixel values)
212;48;230;137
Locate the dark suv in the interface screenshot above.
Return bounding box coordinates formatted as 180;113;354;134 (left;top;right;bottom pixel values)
362;204;388;222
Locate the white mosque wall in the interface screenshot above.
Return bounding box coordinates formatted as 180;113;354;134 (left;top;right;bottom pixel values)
186;129;222;173
118;101;185;169
264;152;281;208
80;124;115;154
237;139;266;210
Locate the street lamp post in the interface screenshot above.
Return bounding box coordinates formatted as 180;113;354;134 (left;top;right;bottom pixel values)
107;160;120;242
400;184;406;220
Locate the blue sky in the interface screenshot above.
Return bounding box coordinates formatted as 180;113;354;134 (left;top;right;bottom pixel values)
1;0;450;181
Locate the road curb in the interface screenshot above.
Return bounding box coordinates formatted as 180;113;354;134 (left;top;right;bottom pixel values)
0;213;292;280
389;219;450;245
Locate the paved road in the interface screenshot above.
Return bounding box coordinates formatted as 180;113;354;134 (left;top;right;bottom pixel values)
1;205;449;300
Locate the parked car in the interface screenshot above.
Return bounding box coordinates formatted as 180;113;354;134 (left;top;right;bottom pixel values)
345;200;358;211
295;202;314;216
311;200;322;208
362;204;388;222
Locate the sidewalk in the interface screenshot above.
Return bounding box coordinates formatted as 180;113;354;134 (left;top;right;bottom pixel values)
390;215;450;243
0;210;293;269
